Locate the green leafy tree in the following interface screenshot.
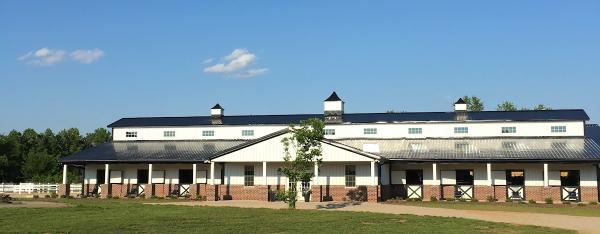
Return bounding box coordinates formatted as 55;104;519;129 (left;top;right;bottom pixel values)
279;118;324;209
21;150;58;183
85;128;112;146
496;101;517;111
534;104;552;110
462;96;484;111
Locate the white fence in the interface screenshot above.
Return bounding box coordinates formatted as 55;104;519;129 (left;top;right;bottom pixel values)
0;183;82;194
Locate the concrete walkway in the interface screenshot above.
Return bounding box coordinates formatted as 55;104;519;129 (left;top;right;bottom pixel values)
151;200;600;233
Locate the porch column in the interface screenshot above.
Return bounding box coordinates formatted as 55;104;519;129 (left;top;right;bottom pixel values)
62;164;68;184
543;163;549;187
148;164;153;185
432;163;438;183
192;163;197;184
370;161;376;186
313;162;319;186
263;161;268;185
104;164;110;185
486;163;492;186
210;161;215;185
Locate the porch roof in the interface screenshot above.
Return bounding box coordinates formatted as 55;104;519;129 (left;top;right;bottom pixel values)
336;137;600;162
59;140;247;164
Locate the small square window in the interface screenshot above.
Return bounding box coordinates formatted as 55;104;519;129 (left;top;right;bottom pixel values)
408;128;422;134
363;128;377;135
324;129;336;135
125;132;137;138
202;130;215;137
163;131;176;137
551;126;566;133
454;127;469;134
241;130;254;136
501;127;516;134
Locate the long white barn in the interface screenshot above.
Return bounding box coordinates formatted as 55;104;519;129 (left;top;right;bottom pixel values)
59;92;600;203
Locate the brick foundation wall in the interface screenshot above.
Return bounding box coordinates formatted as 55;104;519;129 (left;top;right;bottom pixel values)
58;184;70;197
441;185;454;199
110;184;127;197
581;187;598;202
525;186;560;202
474;186;493;200
494;186;507;201
204;184;269;201
100;184;110;198
423;185;440;200
311;185;379;202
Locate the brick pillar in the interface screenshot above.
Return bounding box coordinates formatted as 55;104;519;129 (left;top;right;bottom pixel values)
145;184;154;198
494;186;507;201
367;185;379;202
189;184;199;199
207;185;217;201
474;186;494;201
423;185;441;200
100;184;110;198
582;187;599;202
58;184;70;197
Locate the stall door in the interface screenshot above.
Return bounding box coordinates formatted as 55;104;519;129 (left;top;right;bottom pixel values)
406;170;423;199
455;170;474;199
506;170;525;200
178;169;193;196
560;170;580;201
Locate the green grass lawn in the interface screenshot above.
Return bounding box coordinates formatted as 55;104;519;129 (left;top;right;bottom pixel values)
391;200;600;217
0;199;570;233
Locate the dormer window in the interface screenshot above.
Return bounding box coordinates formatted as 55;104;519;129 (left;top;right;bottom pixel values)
125;132;137;138
324;129;336;135
363;128;377;135
408;128;422;134
202;130;215;137
454;127;469;134
501;127;516;134
163;131;175;137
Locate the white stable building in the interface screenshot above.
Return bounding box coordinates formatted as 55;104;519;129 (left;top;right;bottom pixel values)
59;92;600;202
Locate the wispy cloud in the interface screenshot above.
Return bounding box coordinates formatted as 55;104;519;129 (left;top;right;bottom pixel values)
18;48;66;66
18;47;104;66
202;58;214;64
237;68;268;78
203;48;267;78
70;49;104;64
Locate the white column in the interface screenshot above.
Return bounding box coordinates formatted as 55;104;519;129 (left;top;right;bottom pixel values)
148;164;153;185
104;164;110;184
370;161;376;186
486;163;492;186
313;162;319;186
210;162;215;185
192;163;197;184
543;163;549;187
62;164;68;184
263;161;268;185
432;163;438;183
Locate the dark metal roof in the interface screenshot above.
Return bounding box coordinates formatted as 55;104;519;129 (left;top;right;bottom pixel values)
455;98;466;104
211;104;223;110
107;109;589;128
324;91;342;101
59;140;247;163
337;137;600;162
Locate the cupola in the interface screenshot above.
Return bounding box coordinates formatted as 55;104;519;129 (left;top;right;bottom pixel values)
211;103;224;125
324;91;344;123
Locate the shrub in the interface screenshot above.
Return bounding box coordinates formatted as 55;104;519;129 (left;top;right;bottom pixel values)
111;196;120;199
471;198;479;202
60;195;66;199
505;199;512;203
486;195;497;202
44;194;51;198
106;195;112;199
430;196;438;202
168;195;178;199
577;203;586;206
195;195;207;201
544;197;553;204
139;194;146;199
156;197;164;200
32;195;39;199
127;194;136;199
562;201;571;205
50;192;58;198
458;198;467;202
150;195;158;199
446;198;455;202
1;194;13;203
589;201;598;205
528;199;536;204
407;198;422;202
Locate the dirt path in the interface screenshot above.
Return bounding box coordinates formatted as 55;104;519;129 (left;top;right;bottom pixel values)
151;201;600;233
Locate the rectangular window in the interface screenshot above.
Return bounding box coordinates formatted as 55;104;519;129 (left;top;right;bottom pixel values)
560;170;580;186
551;126;567;133
178;169;193;184
408;128;422;134
244;165;254;186
406;170;423;185
363;128;377;135
454;127;469;134
241;130;254;136
202;130;215;137
456;170;474;185
345;165;356;187
163;131;175;137
501;127;516;134
324;129;336;135
137;169;148;184
506;170;524;186
125;132;137;138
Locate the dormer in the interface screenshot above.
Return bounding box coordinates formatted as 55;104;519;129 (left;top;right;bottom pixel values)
454;98;468;121
324;91;344;123
211;104;224;125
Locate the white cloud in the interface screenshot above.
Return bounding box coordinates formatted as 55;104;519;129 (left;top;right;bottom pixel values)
18;47;66;66
203;48;268;78
204;48;257;73
237;68;268;78
202;58;214;64
70;48;104;64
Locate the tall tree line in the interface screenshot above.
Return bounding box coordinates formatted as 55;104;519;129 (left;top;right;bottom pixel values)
0;128;111;183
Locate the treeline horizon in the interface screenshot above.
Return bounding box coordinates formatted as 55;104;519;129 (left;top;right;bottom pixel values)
0;127;112;183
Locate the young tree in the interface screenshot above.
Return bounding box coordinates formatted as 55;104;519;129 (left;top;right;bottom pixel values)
85;128;112;146
279;118;324;209
462;96;484;111
534;104;552;110
496;101;517;111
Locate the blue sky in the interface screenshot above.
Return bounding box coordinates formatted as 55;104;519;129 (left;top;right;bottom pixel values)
1;1;599;134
